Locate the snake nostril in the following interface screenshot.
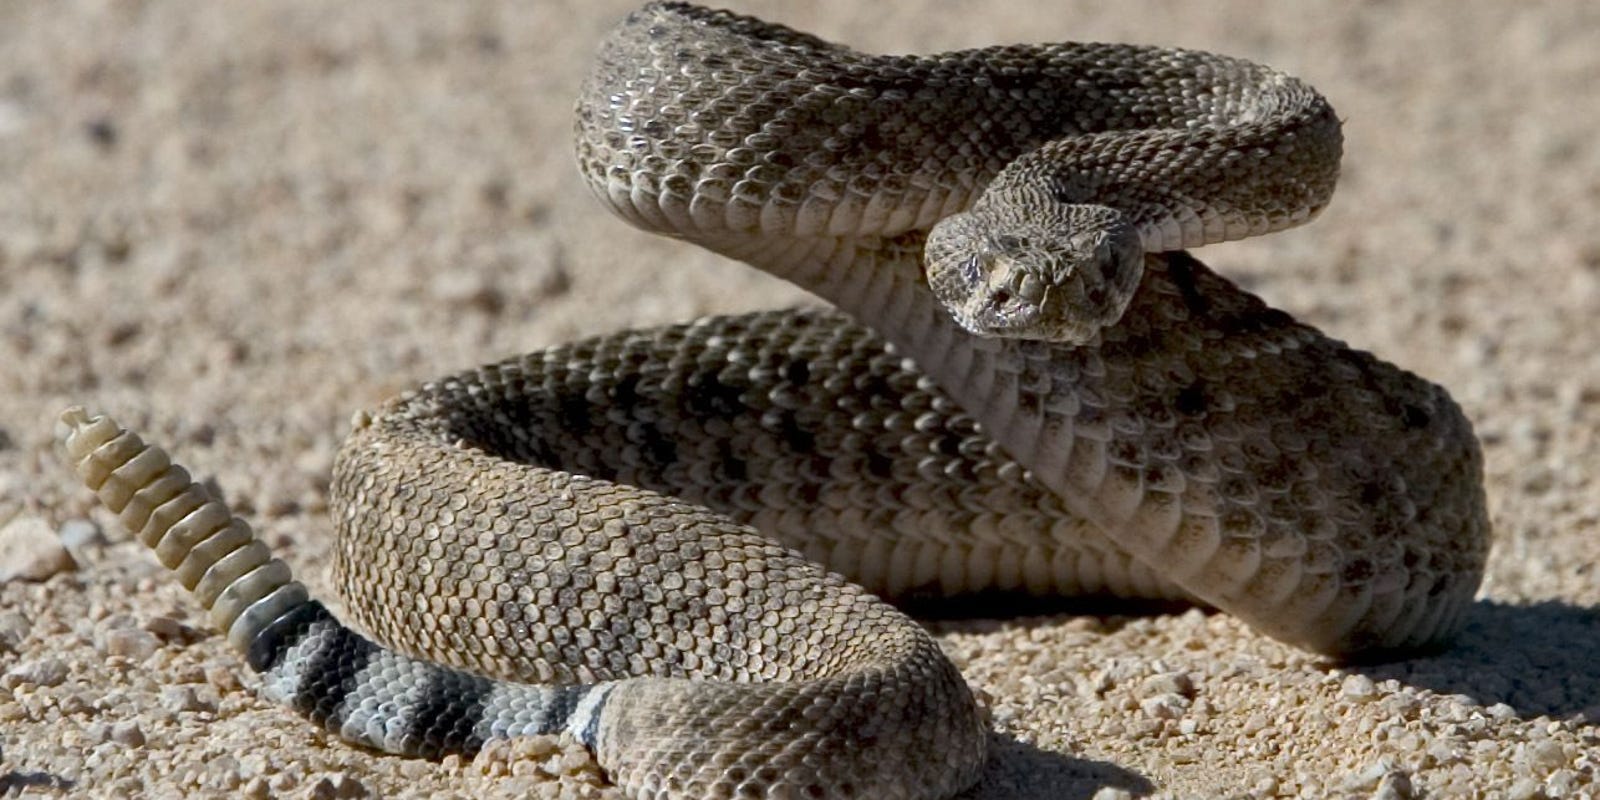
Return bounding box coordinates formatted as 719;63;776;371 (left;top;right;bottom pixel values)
991;288;1012;306
962;254;982;284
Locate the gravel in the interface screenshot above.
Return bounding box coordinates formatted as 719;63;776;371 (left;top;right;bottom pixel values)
2;1;1597;797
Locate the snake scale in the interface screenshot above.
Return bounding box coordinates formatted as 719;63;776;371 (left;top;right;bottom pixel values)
59;3;1489;799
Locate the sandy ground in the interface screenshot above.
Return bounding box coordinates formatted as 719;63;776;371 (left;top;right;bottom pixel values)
2;1;1598;798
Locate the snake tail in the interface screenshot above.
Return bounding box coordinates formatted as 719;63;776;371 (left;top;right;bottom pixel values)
57;408;613;759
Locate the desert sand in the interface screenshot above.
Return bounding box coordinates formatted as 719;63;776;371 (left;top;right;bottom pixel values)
2;2;1597;798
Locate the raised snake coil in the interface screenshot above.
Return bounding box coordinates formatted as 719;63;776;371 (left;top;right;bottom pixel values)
59;3;1489;799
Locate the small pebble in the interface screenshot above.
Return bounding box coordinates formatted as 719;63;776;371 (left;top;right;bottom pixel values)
3;657;69;688
110;720;146;747
303;773;371;799
1373;770;1415;800
1505;777;1543;800
160;686;215;714
1091;788;1134;800
58;517;107;559
398;760;433;780
1141;671;1196;698
0;611;28;652
1341;673;1380;701
57;692;92;715
102;629;162;660
1140;693;1189;720
1546;769;1579;795
0;701;26;722
1381;692;1421;718
204;755;244;790
554;746;594;776
241;776;273;800
1522;739;1568;773
144;615;203;643
514;736;562;760
205;664;243;693
1075;672;1113;698
1344;759;1399;791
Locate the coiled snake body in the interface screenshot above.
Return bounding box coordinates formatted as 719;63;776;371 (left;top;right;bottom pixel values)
60;4;1489;798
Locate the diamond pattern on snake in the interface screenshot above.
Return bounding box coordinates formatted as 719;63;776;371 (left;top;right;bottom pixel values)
59;3;1488;799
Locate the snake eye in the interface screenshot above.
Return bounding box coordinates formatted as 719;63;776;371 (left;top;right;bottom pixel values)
1100;244;1122;282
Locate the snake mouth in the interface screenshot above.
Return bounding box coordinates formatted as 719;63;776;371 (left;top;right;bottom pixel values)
960;300;1042;339
956;300;1101;343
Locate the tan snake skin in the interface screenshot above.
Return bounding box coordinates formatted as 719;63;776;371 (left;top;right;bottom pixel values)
60;3;1489;799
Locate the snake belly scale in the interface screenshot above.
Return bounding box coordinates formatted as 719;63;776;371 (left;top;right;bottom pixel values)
59;3;1489;799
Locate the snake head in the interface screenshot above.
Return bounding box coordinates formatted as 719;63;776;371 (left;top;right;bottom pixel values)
925;187;1145;344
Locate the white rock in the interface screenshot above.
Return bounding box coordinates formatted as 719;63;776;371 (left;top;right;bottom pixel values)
0;516;77;582
1340;673;1379;701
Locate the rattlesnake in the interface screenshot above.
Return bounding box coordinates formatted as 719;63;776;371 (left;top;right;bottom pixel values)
58;3;1489;799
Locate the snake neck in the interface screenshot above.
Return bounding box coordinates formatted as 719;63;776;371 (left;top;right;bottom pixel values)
703;230;1127;536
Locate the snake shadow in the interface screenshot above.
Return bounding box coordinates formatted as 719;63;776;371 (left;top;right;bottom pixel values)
0;770;74;794
922;594;1600;724
1349;599;1600;722
925;597;1600;723
959;734;1153;800
927;598;1598;798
